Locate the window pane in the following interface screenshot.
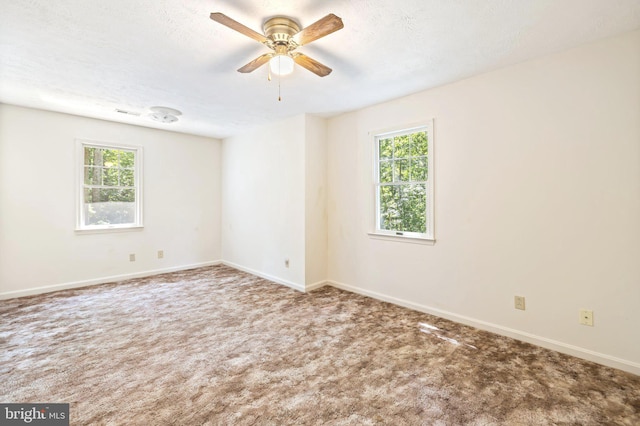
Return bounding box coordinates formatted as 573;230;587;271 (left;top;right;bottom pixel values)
379;185;400;231
102;149;120;168
84;166;101;185
84;147;104;166
109;188;134;202
122;188;135;202
410;156;428;182
379;160;393;183
120;151;135;167
374;123;432;238
394;134;410;158
120;168;135;187
395;159;410;182
83;188;135;205
397;184;427;233
84;188;135;226
80;143;141;229
378;184;426;233
84;147;96;166
410;131;428;156
379;138;393;160
102;167;119;186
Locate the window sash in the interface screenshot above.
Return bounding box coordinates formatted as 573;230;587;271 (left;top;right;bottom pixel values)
373;122;434;240
76;141;143;231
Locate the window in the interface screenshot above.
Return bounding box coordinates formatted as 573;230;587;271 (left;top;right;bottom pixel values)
76;141;143;231
373;121;434;241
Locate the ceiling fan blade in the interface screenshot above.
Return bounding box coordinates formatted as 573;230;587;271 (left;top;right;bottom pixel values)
292;53;332;77
292;14;344;46
210;12;268;44
238;53;273;73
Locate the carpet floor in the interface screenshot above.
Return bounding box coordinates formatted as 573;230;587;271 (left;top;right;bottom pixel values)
1;265;638;425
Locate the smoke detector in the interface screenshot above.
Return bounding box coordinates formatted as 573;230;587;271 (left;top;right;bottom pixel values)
148;106;182;123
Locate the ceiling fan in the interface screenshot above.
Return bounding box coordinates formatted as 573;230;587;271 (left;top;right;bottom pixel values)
210;12;344;77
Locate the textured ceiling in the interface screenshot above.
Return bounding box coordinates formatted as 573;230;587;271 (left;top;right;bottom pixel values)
1;0;640;139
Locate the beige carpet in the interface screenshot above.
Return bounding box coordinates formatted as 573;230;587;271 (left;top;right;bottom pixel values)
1;265;638;425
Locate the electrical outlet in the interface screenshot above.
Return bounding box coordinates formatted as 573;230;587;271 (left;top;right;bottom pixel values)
514;296;525;310
158;250;164;259
284;258;289;268
580;309;594;326
129;253;136;262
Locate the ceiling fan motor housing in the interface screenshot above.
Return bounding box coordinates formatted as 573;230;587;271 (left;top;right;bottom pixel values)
263;17;300;48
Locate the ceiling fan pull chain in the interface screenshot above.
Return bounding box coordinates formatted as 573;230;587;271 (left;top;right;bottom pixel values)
278;63;282;101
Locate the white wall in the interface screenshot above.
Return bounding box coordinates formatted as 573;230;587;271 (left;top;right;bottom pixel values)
326;30;640;373
221;115;307;289
304;116;328;288
221;114;328;291
0;105;222;298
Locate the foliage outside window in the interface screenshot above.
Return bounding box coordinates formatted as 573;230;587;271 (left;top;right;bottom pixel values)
77;141;143;230
374;122;434;240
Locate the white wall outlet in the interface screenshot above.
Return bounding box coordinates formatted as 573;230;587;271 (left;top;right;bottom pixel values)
514;296;525;310
158;250;164;259
284;258;289;268
129;253;136;262
580;309;594;326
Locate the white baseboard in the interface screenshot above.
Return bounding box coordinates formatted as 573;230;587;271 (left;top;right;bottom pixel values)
221;261;306;292
306;280;329;292
0;261;222;300
327;280;640;376
4;261;637;376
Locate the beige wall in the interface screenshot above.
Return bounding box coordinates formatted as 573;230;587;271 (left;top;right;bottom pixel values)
0;105;221;297
221;115;307;289
0;105;222;298
305;115;328;288
326;30;640;373
221;114;328;290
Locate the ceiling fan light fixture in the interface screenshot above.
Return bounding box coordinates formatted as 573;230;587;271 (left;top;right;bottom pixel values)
210;12;343;78
269;54;294;76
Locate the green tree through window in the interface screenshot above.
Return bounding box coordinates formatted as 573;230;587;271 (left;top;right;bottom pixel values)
375;124;433;238
78;142;142;229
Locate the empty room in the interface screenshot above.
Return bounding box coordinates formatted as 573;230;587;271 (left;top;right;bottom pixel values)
1;1;639;424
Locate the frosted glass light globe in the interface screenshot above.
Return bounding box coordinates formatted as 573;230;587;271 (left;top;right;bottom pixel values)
269;55;294;75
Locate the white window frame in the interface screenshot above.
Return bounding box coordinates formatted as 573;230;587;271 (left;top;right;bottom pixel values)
75;140;144;233
370;120;435;244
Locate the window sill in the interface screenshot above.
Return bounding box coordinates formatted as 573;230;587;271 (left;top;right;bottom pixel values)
75;225;144;235
368;232;435;245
